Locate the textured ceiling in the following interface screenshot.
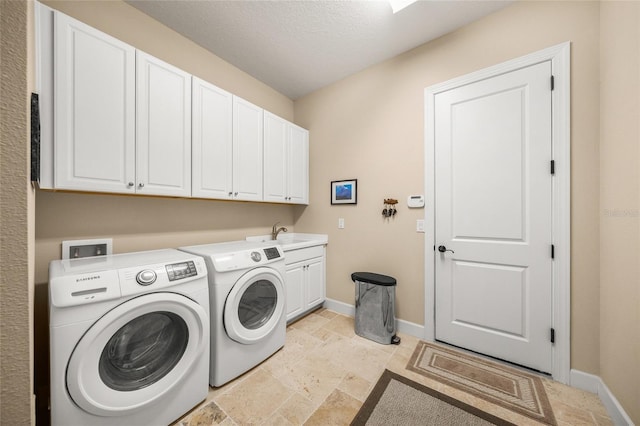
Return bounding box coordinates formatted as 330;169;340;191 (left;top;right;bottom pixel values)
126;0;513;99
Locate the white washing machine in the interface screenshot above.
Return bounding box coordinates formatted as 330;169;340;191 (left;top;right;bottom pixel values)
49;249;210;426
179;241;286;387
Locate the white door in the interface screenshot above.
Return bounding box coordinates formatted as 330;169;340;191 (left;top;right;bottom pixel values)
136;51;192;197
232;96;263;201
54;12;135;193
434;61;553;373
192;77;233;199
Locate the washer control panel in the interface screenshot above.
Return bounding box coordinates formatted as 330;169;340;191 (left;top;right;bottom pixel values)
250;251;262;262
165;261;197;281
210;245;284;271
136;269;157;286
264;247;281;260
49;252;207;307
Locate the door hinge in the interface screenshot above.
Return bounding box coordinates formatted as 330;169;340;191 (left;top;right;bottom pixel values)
550;328;555;343
551;244;555;259
551;75;555;91
550;160;555;175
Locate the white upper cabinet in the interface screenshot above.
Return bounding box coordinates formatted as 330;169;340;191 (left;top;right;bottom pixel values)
38;6;309;204
53;12;136;193
263;112;288;202
287;124;309;204
136;51;192;197
263;111;309;204
232;96;264;201
192;77;233;199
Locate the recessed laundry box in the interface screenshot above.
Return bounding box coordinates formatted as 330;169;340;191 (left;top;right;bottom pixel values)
351;272;400;345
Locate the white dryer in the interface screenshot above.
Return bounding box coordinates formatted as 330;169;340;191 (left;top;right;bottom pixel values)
49;249;209;426
180;241;286;387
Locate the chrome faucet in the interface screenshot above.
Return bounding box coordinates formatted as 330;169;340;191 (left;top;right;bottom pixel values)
271;222;288;240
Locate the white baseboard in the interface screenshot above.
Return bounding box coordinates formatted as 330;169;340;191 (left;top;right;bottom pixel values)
324;298;425;340
570;369;635;425
324;298;355;317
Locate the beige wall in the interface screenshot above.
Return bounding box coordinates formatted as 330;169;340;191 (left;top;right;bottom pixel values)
17;0;640;424
599;2;640;422
1;0;35;424
295;0;602;374
36;191;296;282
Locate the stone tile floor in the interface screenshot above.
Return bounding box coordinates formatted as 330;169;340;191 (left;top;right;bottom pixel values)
175;309;613;426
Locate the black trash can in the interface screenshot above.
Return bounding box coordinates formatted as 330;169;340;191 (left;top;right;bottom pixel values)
351;272;400;345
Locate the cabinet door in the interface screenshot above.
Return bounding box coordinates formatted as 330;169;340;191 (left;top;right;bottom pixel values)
288;125;309;205
137;51;192;197
232;97;263;201
285;263;305;322
192;77;233;199
263;112;288;203
305;257;325;309
54;12;135;193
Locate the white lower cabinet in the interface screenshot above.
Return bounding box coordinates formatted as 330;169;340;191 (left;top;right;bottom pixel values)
284;245;326;323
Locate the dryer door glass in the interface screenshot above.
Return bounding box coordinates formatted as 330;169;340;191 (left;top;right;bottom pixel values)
238;279;277;330
99;311;188;391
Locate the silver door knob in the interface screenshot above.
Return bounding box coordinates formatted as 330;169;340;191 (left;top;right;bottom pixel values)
127;182;134;187
138;183;145;188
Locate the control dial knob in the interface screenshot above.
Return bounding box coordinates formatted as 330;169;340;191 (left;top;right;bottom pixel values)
250;251;262;262
136;269;157;286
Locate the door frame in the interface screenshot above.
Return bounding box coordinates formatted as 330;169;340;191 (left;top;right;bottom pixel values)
424;42;571;383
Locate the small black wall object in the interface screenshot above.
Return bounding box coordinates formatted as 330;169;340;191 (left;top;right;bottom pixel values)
30;92;41;183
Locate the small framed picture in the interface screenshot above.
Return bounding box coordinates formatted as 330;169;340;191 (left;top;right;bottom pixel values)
331;179;357;205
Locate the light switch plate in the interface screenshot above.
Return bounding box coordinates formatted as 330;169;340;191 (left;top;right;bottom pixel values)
416;219;425;233
338;218;345;229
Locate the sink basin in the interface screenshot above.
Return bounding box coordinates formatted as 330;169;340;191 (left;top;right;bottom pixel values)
246;233;328;250
275;238;310;245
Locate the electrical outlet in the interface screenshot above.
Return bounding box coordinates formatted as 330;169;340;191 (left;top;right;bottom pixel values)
338;218;345;229
416;219;425;233
62;238;112;260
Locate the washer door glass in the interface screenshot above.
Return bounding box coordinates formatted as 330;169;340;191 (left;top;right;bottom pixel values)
238;280;277;330
224;268;285;344
99;311;188;391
